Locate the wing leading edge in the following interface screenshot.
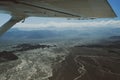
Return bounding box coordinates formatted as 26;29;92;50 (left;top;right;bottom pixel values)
45;0;116;18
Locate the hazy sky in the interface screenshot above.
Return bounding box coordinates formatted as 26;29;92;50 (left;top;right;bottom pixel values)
0;0;120;30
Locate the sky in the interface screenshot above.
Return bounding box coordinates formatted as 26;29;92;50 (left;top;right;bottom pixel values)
0;0;120;31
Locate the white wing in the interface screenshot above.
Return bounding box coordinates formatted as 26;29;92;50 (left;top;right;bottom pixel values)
0;0;116;35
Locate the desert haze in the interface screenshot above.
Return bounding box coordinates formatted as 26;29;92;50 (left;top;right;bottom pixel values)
0;27;120;80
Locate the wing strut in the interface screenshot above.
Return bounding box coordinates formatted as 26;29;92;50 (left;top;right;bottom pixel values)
0;15;25;36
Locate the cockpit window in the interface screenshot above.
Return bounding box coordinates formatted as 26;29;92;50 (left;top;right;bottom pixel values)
0;0;120;80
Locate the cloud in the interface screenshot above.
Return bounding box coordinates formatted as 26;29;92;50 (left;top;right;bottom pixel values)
13;19;120;30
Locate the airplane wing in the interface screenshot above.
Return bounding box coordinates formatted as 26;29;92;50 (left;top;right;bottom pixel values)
0;0;117;36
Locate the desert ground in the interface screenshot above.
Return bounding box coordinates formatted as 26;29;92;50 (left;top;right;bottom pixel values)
0;37;120;80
